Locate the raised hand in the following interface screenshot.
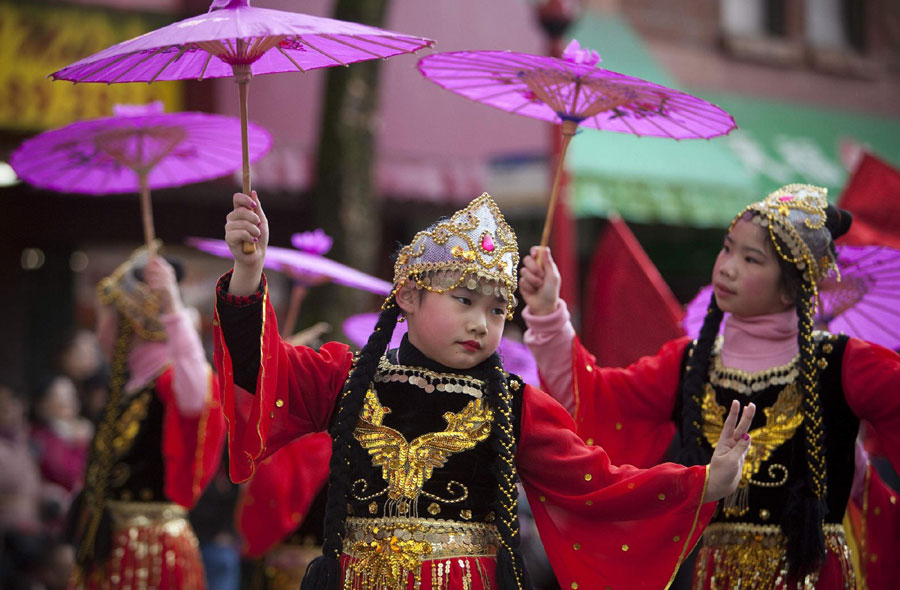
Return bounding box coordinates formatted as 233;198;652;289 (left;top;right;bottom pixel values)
224;190;268;296
703;400;756;502
519;246;562;316
144;255;182;314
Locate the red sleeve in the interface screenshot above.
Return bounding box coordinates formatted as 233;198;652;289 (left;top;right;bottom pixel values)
842;338;900;472
571;336;687;467
213;280;353;483
846;464;900;590
156;367;226;509
517;385;715;590
237;431;332;558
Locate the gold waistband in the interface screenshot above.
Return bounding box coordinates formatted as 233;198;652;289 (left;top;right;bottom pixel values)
703;522;846;548
343;516;499;560
105;500;187;529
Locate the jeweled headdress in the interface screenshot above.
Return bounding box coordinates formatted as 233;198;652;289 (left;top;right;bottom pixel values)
732;183;839;300
96;242;166;341
391;193;519;319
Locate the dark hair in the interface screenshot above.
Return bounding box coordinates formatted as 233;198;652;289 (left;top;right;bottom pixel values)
677;206;853;581
303;292;529;590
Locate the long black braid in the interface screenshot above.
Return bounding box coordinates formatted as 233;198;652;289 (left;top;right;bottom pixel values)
485;352;531;590
676;293;723;467
301;298;402;590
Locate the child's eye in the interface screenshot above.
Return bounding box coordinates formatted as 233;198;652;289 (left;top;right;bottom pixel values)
745;257;759;264
722;244;731;253
491;307;506;316
455;296;472;305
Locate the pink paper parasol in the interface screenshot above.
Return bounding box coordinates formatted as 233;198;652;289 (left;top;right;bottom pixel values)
682;245;900;350
417;40;736;252
187;237;392;295
342;313;540;386
51;0;434;253
11;102;271;253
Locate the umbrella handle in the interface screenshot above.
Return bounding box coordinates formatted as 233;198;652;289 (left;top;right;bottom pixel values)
537;123;576;266
138;172;157;257
235;63;256;255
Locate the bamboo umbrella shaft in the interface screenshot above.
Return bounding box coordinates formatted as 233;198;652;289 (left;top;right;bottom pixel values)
537;122;577;266
281;284;308;338
138;171;157;257
235;56;256;255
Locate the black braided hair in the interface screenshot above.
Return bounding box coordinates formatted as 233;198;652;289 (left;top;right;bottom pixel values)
676;292;723;467
301;298;402;590
782;278;827;582
484;352;531;590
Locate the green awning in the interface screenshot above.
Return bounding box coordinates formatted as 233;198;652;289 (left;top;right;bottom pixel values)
566;14;758;227
567;14;900;227
702;92;900;198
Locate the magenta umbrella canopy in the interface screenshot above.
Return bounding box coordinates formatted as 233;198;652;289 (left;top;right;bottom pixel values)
342;313;541;387
417;40;735;140
51;0;434;83
682;245;900;350
10;102;271;195
188;237;392;296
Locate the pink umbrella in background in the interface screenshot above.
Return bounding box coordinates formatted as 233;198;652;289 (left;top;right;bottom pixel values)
683;245;900;350
51;0;434;253
342;313;541;387
417;40;736;254
10;102;271;254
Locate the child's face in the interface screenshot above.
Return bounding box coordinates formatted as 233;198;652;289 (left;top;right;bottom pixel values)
712;219;792;317
400;285;507;370
39;377;80;423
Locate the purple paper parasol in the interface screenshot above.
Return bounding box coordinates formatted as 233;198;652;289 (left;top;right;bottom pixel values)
187;237;391;296
682;245;900;350
50;0;434;255
342;313;541;387
11;102;271;252
418;39;736;252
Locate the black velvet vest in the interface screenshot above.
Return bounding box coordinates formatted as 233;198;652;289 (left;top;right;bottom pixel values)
344;337;524;525
679;332;857;526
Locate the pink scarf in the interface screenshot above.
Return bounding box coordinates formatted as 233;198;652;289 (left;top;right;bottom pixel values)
720;309;799;373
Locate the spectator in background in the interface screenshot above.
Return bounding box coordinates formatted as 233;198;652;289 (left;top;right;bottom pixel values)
31;374;92;495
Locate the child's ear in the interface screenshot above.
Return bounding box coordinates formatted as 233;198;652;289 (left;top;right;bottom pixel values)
395;282;419;316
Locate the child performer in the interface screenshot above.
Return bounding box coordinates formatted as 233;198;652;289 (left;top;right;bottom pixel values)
68;248;226;590
215;191;755;590
519;184;900;590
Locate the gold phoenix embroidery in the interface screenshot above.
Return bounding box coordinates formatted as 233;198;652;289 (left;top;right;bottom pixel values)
701;383;802;485
353;388;494;503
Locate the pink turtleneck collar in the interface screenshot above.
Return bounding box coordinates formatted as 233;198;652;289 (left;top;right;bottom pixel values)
720;308;799;373
125;341;170;393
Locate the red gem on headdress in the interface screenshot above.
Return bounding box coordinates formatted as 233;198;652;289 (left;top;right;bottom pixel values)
481;234;495;252
779;195;794;201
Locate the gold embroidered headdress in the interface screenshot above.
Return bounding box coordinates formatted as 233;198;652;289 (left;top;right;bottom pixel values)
732;183;839;303
391;193;519;319
96;242;166;341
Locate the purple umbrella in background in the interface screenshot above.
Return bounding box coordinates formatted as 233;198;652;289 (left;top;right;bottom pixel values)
187;237;391;295
51;0;433;253
683;245;900;350
11;102;271;254
342;313;541;387
418;39;736;254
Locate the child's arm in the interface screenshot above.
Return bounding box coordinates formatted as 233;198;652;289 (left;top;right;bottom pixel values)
521;246;686;467
215;191;353;483
517;386;753;590
145;255;209;417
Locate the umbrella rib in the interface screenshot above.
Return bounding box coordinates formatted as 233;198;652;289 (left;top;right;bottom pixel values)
321;34;385;59
108;46;168;83
149;46;187;83
296;37;347;66
276;46;309;72
64;52;134;82
198;52;214;80
352;35;424;53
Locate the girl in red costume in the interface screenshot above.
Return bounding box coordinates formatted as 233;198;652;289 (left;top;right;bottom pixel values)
214;190;755;590
67;247;226;590
519;184;900;589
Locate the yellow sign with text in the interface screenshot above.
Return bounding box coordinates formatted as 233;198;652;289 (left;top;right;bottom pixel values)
0;2;183;132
